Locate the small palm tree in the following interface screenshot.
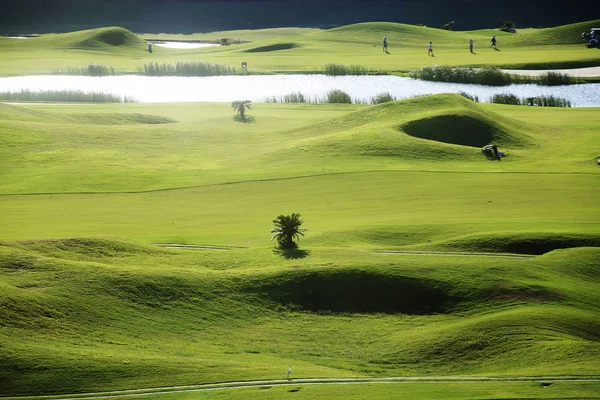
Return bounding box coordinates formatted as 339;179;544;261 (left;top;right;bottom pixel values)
231;100;252;120
270;213;307;249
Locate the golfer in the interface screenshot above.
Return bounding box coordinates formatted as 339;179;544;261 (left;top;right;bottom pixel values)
490;35;497;49
287;365;292;379
383;36;388;52
469;38;474;53
428;41;434;56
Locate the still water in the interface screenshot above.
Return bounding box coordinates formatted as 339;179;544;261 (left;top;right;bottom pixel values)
0;75;598;106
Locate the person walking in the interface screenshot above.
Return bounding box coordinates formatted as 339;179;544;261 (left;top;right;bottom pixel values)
428;41;434;56
490;35;497;49
383;36;388;53
286;365;292;380
469;38;474;53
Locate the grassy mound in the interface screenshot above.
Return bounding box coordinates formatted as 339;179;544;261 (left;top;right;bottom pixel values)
431;232;600;255
59;26;145;50
400;110;525;148
243;42;299;52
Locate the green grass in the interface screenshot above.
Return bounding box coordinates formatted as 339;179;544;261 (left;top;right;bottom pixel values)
0;93;598;396
1;20;599;76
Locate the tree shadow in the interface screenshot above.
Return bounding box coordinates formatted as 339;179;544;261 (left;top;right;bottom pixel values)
233;115;255;123
273;248;311;259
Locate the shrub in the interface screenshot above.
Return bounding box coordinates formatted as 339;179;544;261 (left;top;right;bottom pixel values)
538;72;575;86
490;93;521;105
458;92;479;102
370;92;396;104
326;89;352;103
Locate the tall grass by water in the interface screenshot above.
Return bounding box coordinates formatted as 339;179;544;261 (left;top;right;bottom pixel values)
141;61;240;76
323;63;371;76
490;93;571;107
538;72;577;86
0;89;136;103
54;63;116;76
264;90;395;104
410;65;513;86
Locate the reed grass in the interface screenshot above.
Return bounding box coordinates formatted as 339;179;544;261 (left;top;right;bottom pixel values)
409;65;513;86
524;95;572;107
141;61;240;76
323;63;370;76
0;89;136;102
55;63;116;76
490;93;571;107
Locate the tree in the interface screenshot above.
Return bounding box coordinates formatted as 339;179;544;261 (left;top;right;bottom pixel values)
231;100;252;120
441;20;455;31
270;213;307;249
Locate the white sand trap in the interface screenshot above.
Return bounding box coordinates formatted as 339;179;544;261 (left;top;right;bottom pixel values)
6;37;30;39
502;66;600;77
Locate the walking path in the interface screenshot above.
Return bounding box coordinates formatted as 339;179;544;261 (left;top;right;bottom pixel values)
3;376;599;400
502;66;600;77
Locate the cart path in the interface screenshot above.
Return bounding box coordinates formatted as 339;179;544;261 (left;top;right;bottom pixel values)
502;66;600;77
3;376;599;400
155;243;536;259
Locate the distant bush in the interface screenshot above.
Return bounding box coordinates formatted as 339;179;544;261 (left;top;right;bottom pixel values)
538;72;575;86
440;21;455;31
490;93;522;105
458;91;479;102
410;65;512;86
0;89;135;103
57;63;116;76
326;89;352;103
323;63;370;76
500;21;517;33
141;61;240;76
370;92;396;104
524;95;571;107
491;93;571;107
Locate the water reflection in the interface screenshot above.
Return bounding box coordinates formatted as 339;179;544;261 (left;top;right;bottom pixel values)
0;75;598;106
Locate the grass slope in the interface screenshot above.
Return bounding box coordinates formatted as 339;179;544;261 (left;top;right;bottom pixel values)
0;95;598;396
1;21;599;75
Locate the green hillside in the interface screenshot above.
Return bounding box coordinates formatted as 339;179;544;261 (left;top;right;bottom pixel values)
0;90;598;397
1;20;599;75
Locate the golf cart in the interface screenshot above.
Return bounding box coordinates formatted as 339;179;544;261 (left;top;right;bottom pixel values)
582;28;600;48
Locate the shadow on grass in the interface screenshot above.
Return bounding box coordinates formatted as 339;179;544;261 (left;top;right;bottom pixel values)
273;248;311;259
233;115;255;123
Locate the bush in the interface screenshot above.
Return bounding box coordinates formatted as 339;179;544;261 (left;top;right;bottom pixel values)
326;89;352;103
538;72;575;86
490;93;521;105
458;92;479;102
370;92;396;104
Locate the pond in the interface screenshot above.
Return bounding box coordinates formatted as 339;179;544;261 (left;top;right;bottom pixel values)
0;75;599;106
147;41;220;49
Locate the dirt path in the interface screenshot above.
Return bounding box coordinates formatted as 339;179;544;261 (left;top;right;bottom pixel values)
502;66;600;77
3;376;599;400
373;250;535;259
